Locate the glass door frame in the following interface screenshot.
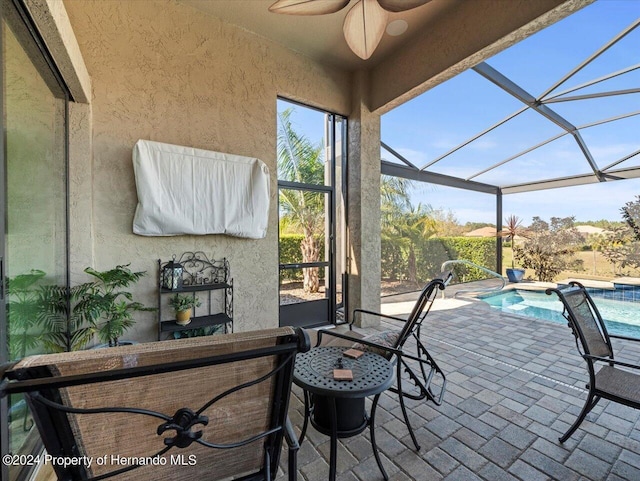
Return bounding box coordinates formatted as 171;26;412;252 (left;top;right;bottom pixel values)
277;100;347;328
0;0;70;479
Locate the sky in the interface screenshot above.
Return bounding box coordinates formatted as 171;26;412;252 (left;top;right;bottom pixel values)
381;0;640;226
279;1;640;227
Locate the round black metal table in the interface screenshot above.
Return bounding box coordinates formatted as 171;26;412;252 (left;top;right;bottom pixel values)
293;346;394;481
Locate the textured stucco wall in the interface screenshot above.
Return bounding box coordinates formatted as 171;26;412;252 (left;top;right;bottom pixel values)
62;0;351;340
348;72;381;325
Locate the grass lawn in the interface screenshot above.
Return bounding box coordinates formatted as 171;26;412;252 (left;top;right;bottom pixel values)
502;247;640;282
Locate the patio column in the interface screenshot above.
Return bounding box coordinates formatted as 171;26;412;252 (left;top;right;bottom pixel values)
348;71;381;327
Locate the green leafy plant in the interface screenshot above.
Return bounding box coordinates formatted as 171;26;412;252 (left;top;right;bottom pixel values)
169;293;202;313
172;325;221;339
38;282;99;352
83;264;154;347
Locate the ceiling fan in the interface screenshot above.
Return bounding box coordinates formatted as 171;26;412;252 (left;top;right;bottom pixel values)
268;0;431;60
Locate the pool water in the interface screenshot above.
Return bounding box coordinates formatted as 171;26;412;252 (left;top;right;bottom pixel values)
480;289;640;338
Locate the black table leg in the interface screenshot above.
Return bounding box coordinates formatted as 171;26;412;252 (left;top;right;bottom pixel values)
370;393;389;481
299;389;311;446
329;397;338;481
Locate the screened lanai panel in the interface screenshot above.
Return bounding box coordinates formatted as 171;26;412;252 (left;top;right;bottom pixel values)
504;178;640;223
487;1;640;98
381;69;523;166
547;58;640;103
579;115;640;170
381;144;411;166
545;69;640;103
550;93;640;128
427;108;564;180
381;0;640;201
542;23;640;101
380;180;498;295
474;135;591;187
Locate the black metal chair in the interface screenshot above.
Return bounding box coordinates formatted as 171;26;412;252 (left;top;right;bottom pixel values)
547;282;640;443
313;271;452;450
1;327;310;481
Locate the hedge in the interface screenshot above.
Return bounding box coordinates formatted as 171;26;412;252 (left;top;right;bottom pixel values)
382;237;497;284
281;234;496;284
279;234;325;281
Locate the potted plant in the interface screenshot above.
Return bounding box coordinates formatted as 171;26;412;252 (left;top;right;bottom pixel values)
500;215;527;283
169;294;202;326
38;281;98;352
83;264;155;347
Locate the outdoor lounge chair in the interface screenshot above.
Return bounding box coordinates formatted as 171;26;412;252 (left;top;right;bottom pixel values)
0;327;310;481
547;282;640;443
311;271;452;450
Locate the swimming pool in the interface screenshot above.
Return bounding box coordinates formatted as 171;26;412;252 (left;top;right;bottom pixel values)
480;289;640;337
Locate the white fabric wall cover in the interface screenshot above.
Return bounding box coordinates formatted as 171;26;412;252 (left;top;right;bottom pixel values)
132;139;270;239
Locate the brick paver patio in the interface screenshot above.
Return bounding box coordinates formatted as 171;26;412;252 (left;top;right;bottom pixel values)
281;291;640;480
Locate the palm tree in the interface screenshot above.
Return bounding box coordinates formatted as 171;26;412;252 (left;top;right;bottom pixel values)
380;175;438;284
277;108;325;293
500;215;526;269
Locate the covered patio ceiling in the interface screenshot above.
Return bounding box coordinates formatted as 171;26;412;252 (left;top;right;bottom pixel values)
381;8;640;196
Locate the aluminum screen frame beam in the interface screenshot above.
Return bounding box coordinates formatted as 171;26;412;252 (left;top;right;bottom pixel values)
472;62;602;179
381;160;499;195
501;165;640;195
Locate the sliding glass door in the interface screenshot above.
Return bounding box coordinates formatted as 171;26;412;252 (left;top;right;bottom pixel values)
1;1;69;480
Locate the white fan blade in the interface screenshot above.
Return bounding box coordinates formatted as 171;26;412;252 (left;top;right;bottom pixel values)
343;0;388;59
269;0;350;15
377;0;431;13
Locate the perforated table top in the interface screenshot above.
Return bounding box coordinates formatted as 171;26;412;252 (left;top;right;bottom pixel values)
294;346;394;399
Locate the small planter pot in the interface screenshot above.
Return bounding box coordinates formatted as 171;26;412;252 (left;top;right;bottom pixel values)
506;268;525;283
176;309;192;326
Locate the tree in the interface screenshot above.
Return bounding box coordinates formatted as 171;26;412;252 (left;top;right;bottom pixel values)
514;216;583;282
622;195;640;240
431;209;464;237
499;215;527;269
379;174;439;284
380;174;412;233
586;233;607;275
600;196;640;274
277;108;325;293
601;226;636;274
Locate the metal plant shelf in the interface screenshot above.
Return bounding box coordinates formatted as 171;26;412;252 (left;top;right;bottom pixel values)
160;313;232;333
159;282;231;294
157;251;233;340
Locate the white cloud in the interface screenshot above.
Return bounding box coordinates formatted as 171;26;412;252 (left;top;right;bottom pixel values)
469;139;498;151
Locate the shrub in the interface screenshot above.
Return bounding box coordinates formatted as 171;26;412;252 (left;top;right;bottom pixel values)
514;216;583;282
382;236;496;285
279;234;325;281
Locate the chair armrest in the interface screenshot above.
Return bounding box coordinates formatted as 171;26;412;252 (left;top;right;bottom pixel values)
585;354;640;371
284;417;299;450
316;330;403;357
284;417;299;481
352;308;408;326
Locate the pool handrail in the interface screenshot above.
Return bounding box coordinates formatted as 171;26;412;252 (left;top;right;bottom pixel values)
440;259;505;298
